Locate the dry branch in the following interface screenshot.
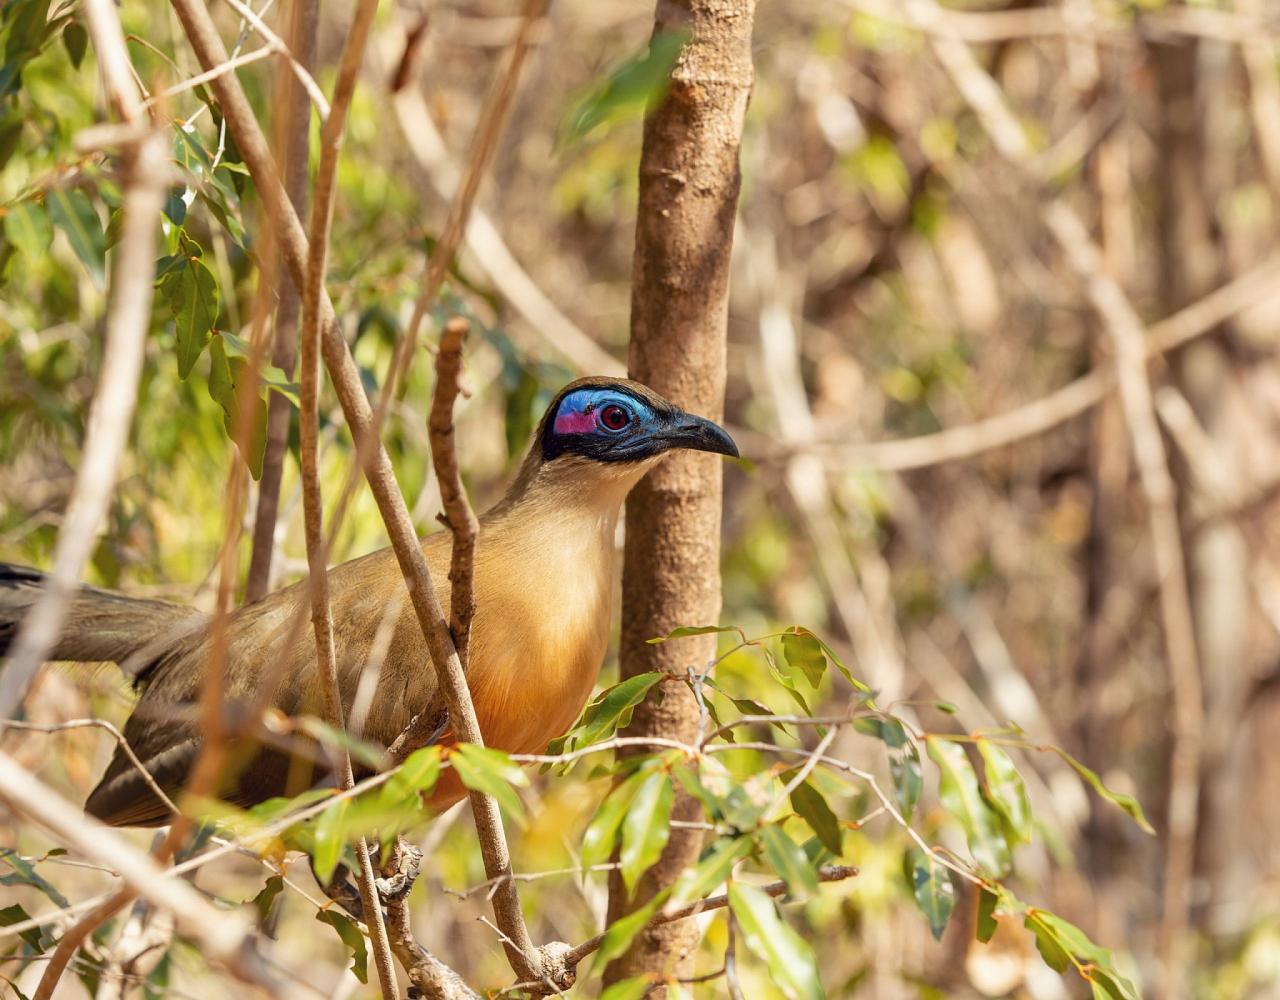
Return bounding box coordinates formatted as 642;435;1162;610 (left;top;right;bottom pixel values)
0;750;311;996
899;0;1204;982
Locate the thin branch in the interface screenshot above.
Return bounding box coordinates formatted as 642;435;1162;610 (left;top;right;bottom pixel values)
291;0;396;992
218;0;330;119
0;750;311;996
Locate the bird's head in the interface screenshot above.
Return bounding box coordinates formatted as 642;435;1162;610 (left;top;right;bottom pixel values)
497;377;738;514
540;377;738;465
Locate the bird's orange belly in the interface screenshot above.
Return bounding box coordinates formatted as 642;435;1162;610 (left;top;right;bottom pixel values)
421;647;602;812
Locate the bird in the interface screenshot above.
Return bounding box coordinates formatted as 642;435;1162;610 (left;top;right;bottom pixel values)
0;376;738;827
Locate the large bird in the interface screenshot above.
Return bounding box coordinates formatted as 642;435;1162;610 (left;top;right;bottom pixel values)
0;377;737;826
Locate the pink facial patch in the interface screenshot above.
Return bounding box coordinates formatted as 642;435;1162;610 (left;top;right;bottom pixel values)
554;407;597;435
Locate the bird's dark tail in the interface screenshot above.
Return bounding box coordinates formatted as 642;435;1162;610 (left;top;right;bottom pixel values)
0;562;201;678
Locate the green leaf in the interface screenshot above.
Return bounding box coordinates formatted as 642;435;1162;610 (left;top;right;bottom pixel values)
620;769;673;893
852;715;909;748
647;624;740;644
563;30;688;144
220;331;300;405
582;770;647;868
729;882;825;1000
250;874;284;925
889;743;922;823
668;836;753;910
317;909;368;984
576;672;665;746
977;739;1033;844
976;887;998;944
160;253;219;378
905;848;955;941
1025;912;1071;973
1050;748;1154;834
380;745;442;807
47;188;105;282
0;847;70;908
761;822;819;898
62;21;86;68
594;891;665;967
451;743;528;828
311;798;349;883
0;114;22;172
789;781;842;855
781;628;827;688
4;201;52;263
600;976;653;1000
926;737;1011;875
208;335;267;478
0;902;49;953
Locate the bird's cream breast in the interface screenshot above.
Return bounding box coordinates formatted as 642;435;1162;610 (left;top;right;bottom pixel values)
465;506;618;754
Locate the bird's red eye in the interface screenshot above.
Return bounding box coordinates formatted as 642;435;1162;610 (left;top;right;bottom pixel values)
599;404;630;431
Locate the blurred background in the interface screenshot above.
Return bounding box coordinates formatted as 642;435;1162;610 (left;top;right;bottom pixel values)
4;0;1280;996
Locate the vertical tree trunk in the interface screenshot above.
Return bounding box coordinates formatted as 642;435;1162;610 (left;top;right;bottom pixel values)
604;0;755;989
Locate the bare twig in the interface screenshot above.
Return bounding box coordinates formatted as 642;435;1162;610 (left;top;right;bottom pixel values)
428;318;480;666
218;0;330;120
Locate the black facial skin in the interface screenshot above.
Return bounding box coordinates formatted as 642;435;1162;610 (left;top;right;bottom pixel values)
540;387;739;464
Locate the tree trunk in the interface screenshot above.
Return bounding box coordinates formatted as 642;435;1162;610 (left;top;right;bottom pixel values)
603;0;755;989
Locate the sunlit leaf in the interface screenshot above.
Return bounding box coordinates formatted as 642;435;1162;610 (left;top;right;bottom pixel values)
789;781;842;855
594;891;666;967
729;882;825;1000
926;737;1010;875
781;627;827;688
905;848;955;941
853;715;908;748
4;200;52;263
620;769;673;893
1025;912;1071;973
379;745;442;807
576;672;664;746
647;624;741;644
976;887;998;944
317;909;368;984
977;739;1033;844
600;976;652;1000
208;335;266;478
761;822;818;898
889;743;922;823
564;30;688;144
311;798;349;883
452;743;528;828
582;771;645;868
1049;748;1154;834
668;836;753;910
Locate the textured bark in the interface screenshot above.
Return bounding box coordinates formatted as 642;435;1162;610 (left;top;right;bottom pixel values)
604;0;755;988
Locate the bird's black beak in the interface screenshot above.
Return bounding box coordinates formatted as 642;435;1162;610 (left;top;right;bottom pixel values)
662;413;740;459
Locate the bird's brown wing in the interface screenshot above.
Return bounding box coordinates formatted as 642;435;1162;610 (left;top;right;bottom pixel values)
86;542;454;826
